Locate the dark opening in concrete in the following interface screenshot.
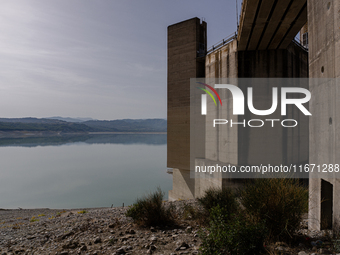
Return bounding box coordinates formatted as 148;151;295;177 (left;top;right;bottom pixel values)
321;179;333;230
327;2;331;10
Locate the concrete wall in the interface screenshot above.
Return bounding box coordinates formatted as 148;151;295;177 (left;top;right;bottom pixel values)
205;41;239;167
238;42;309;78
238;43;309;167
205;40;238;79
308;0;340;231
204;42;309;170
167;18;206;171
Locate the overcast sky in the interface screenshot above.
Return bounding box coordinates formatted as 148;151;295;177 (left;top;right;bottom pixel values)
0;0;240;120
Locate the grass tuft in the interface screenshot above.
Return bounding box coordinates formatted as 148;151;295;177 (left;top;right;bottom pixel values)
200;205;267;255
29;216;39;222
240;178;308;241
126;187;174;226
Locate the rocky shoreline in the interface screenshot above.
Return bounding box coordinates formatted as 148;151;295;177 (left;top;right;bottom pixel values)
0;200;338;255
0;201;201;255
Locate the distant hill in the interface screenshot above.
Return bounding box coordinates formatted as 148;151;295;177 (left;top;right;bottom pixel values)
83;119;167;132
0;118;167;134
0;118;94;132
47;116;94;123
0;118;66;124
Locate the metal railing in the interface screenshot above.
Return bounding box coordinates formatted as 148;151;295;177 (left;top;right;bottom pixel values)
206;32;238;55
293;34;308;51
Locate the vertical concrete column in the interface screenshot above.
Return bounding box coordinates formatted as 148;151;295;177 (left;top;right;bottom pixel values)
308;0;340;230
167;18;206;200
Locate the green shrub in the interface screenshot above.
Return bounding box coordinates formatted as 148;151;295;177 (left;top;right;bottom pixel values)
333;239;340;253
126;187;174;226
332;228;340;253
197;187;238;219
240;178;308;241
200;205;267;255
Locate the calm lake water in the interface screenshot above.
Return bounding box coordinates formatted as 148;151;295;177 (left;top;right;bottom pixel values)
0;134;172;209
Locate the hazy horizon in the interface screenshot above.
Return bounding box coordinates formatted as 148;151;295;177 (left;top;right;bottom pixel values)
0;116;167;121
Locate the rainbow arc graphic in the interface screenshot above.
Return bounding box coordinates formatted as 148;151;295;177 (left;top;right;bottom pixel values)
196;82;222;115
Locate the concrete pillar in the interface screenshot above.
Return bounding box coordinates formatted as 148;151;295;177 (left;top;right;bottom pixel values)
308;0;340;231
167;18;206;200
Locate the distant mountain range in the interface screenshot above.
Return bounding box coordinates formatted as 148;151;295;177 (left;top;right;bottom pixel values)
0;117;167;134
47;116;95;123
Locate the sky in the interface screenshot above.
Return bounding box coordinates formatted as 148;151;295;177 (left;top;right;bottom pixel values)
0;0;241;120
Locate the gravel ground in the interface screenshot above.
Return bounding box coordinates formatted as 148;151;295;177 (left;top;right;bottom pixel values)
0;200;201;255
0;200;338;255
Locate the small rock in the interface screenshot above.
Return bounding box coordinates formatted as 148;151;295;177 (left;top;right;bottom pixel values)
175;241;189;251
181;242;190;248
94;237;102;244
61;231;75;240
62;240;78;249
298;252;308;255
150;236;158;242
276;246;289;252
319;248;330;254
116;247;126;254
275;242;288;247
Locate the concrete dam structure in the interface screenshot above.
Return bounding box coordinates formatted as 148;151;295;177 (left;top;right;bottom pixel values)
167;0;340;231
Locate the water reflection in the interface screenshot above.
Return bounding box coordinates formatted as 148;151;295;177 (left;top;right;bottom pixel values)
0;134;170;209
0;134;167;147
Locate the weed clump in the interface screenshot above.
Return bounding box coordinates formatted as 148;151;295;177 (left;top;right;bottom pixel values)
126;187;174;226
331;228;340;253
29;216;39;222
240;178;308;241
197;187;239;221
200;205;267;255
